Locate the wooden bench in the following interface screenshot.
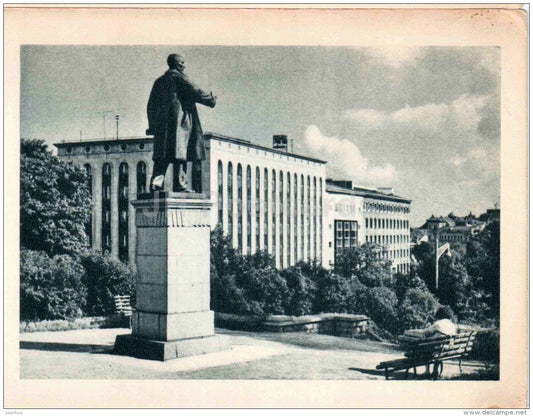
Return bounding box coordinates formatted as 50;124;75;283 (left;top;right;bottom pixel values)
114;295;134;317
376;331;477;380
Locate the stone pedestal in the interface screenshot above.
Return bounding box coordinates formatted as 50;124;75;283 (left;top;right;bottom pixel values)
114;192;230;361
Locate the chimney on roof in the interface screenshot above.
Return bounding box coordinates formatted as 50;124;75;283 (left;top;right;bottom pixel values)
273;135;288;152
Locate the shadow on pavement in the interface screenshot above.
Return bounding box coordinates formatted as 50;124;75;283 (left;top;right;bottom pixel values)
349;367;386;377
20;341;113;354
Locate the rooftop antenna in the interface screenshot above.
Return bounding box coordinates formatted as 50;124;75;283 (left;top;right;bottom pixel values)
97;110;113;139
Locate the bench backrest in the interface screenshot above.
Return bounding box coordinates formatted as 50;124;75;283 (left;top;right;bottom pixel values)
405;331;477;360
114;295;133;316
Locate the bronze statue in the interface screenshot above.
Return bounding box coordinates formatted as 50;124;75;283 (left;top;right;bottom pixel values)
147;54;216;193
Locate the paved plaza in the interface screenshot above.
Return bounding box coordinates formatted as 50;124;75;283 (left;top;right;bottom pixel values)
19;328;484;380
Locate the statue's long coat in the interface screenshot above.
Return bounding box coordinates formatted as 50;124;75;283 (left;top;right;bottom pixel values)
147;69;215;162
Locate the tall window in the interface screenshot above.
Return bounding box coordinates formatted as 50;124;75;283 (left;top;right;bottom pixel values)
307;175;311;261
237;164;243;252
118;163;129;262
136;161;147;195
318;178;323;262
272;169;277;261
227;163;233;240
246;166;252;254
256;167;260;252
102;163;112;254
300;174;304;261
279;171;284;267
334;220;358;261
313;177;317;260
217;161;223;226
84;164;93;246
264;168;269;251
294;173;298;262
287;172;291;266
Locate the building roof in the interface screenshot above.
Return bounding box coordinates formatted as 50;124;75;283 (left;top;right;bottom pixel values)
54;136;150;148
325;183;411;203
54;133;328;165
204;132;327;164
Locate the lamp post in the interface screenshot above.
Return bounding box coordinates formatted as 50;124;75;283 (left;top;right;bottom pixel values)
435;231;451;290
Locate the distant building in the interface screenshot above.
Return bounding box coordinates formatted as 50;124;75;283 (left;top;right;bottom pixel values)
324;180;411;274
416;211;488;247
55;133;411;273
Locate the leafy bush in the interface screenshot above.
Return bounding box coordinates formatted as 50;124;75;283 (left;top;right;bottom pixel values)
210;228;289;316
362;286;399;334
281;265;317;316
470;328;499;363
397;288;439;333
312;271;352;314
237;261;289;315
210;268;252;315
346;277;368;315
20;250;86;320
80;251;136;316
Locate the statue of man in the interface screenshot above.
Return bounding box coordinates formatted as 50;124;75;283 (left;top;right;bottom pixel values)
147;54;216;193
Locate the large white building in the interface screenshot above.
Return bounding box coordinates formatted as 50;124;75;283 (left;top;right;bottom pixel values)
55;133;411;272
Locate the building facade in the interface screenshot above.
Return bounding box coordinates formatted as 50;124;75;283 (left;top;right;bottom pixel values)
324;181;411;274
55;133;411;272
204;133;327;269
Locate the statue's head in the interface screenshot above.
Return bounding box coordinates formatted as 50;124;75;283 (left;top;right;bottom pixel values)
167;54;185;72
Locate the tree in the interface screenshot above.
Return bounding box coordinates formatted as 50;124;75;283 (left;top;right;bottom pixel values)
334;244;392;287
20;139;91;257
80;251;136;316
392;269;430;304
465;222;500;314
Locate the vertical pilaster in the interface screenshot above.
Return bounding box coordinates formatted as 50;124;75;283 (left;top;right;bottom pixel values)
129;162;136;264
111;162;119;257
93;162;103;252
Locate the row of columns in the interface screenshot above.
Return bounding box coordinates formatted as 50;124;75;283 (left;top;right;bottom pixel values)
87;159;153;264
215;160;324;269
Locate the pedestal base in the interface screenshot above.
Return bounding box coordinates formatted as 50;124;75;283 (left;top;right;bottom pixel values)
113;334;230;361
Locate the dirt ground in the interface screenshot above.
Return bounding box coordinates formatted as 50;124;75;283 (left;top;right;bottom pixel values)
19;328;485;380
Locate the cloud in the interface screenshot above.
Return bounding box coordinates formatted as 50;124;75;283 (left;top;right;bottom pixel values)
365;46;422;68
342;109;386;125
449;146;499;185
390;103;449;126
304;125;396;185
344;94;492;135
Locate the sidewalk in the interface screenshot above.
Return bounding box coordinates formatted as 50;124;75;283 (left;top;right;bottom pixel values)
19;328;483;379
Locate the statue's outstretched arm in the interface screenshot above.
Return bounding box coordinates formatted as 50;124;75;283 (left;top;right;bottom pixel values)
180;75;217;108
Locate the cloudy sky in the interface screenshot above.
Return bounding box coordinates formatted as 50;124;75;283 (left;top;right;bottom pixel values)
20;46;500;226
